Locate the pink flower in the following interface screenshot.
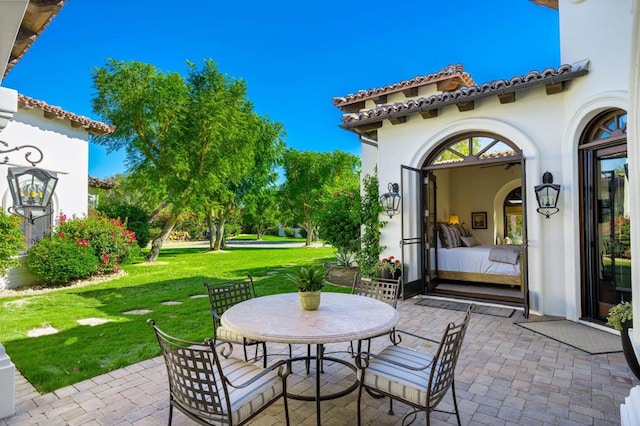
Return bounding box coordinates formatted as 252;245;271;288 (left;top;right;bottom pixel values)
58;232;65;239
76;240;89;246
59;214;67;222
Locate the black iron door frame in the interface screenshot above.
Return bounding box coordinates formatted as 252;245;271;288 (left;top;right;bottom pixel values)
400;165;425;299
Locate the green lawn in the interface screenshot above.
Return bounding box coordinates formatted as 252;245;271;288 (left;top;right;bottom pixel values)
0;245;343;393
228;234;308;242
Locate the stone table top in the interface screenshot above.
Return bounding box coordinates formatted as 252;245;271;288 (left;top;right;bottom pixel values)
221;292;399;345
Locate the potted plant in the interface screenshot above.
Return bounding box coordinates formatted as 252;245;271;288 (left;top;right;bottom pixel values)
606;301;640;380
380;256;402;280
287;266;326;310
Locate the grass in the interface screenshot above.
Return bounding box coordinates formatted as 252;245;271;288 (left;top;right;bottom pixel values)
228;234;309;242
0;244;345;393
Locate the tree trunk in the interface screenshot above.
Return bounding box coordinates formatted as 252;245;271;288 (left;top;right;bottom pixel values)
146;213;179;262
213;216;226;251
205;213;215;251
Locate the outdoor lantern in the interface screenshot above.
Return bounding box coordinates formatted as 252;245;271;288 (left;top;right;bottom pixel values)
7;167;58;223
380;182;401;218
534;171;561;219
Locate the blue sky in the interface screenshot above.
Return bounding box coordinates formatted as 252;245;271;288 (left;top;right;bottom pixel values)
3;1;560;178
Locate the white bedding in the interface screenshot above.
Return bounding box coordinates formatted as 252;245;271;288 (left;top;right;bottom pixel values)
429;245;520;276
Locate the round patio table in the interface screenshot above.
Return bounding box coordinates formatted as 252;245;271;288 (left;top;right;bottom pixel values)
221;292;399;425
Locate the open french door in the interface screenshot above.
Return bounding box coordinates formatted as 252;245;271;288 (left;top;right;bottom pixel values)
401;165;425;299
521;158;530;318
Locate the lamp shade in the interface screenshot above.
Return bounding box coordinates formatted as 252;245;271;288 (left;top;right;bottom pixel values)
7;167;58;209
449;215;460;224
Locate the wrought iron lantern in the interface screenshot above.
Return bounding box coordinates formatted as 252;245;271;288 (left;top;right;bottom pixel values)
534;171;561;219
1;141;58;224
380;182;401;218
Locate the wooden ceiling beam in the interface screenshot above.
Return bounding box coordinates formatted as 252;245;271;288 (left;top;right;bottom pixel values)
341;101;366;113
545;81;564;95
388;116;407;125
402;87;418;97
498;92;516;104
456;101;475;112
420;109;438;119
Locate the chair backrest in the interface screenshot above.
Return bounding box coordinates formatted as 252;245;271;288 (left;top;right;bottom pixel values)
149;319;229;423
204;275;256;326
352;273;400;308
427;304;472;410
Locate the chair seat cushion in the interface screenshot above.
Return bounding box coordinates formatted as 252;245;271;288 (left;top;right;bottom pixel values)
177;356;283;425
216;326;260;345
359;345;434;406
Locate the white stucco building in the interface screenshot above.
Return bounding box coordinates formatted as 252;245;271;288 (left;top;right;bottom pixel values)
335;0;638;324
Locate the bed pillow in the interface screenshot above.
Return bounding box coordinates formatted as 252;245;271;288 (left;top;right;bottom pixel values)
460;235;479;247
439;224;461;249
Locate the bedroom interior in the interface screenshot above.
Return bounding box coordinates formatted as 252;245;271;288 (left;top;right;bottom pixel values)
427;158;525;304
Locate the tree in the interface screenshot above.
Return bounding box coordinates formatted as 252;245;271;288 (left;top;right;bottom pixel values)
280;150;360;246
242;186;280;240
91;59;281;261
316;188;361;256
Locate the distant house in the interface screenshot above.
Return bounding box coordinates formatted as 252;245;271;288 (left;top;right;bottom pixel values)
88;176;117;209
0;1;113;289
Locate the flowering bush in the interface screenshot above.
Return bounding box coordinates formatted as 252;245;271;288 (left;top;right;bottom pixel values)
0;212;25;277
381;256;402;276
56;212;137;273
26;238;98;285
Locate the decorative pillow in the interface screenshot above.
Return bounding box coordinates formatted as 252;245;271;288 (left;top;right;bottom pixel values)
439;224;461;249
460;223;473;237
460;236;479;247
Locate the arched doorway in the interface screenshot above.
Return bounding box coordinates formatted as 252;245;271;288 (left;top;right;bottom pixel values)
420;132;528;308
579;109;630;322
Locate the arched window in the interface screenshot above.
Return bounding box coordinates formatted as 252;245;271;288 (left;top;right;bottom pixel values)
428;133;520;169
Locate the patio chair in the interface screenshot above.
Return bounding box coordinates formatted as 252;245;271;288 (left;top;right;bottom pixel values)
349;273;401;355
204;276;268;367
148;319;290;426
355;304;472;426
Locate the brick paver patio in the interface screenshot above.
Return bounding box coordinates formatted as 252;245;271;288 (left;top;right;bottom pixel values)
1;297;636;425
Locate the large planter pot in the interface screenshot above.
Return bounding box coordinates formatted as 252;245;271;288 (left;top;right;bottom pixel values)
298;291;321;310
621;321;640;381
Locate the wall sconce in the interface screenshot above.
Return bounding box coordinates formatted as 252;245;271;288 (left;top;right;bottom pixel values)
534;171;561;219
1;141;58;224
449;214;459;224
380;182;401;218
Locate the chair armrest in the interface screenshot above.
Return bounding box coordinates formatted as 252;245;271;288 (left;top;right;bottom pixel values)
394;328;439;344
355;350;434;372
224;359;291;389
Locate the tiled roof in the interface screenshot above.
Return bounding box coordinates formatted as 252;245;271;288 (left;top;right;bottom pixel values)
333;64;476;109
88;176;116;189
18;94;114;136
4;1;68;78
340;61;589;129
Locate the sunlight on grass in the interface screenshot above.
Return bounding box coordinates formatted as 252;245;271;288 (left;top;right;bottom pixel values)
0;245;338;393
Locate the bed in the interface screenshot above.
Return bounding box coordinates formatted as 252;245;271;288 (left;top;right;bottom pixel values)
429;244;523;287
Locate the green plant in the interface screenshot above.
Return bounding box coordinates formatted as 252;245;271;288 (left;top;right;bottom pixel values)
381;255;402;275
286;265;326;292
607;301;633;331
57;212;137;273
97;202;150;248
335;249;357;267
358;172;385;277
25;238;98;285
316;188;361;255
0;212;25;277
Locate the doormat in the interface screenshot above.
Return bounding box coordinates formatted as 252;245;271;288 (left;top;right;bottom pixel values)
416;298;515;318
516;320;622;355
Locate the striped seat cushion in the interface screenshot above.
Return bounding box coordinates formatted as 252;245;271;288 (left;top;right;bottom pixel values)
179;356;283;425
358;345;434;406
216;326;260;344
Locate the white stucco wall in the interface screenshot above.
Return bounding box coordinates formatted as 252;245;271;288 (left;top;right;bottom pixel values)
0;107;89;220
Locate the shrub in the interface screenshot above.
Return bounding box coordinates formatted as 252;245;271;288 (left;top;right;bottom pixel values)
316;189;361;254
97;203;150;248
56;212;137;273
26;238;98;285
0;212;25;276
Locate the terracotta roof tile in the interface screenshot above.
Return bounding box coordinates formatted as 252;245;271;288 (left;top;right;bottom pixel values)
333;64;476;108
340;62;588;128
18;94;115;136
530;0;558;10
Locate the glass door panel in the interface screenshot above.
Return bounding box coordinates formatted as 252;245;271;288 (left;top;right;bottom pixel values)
595;153;631;318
